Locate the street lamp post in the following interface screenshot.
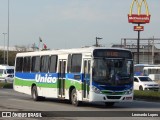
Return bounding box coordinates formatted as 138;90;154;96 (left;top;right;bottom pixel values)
7;0;10;65
95;37;103;47
2;33;7;64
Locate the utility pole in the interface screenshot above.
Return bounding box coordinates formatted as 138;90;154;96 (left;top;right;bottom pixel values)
2;33;7;64
152;36;154;64
7;0;10;65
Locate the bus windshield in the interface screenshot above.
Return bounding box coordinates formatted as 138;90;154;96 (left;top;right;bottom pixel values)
92;58;133;85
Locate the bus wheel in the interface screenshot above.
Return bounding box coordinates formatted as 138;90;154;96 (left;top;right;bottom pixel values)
31;86;40;101
105;102;115;107
71;88;81;106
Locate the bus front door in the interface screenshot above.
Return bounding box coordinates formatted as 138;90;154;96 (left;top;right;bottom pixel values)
58;59;66;98
83;59;91;99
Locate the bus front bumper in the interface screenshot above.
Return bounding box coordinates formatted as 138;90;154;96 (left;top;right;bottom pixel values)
89;91;133;102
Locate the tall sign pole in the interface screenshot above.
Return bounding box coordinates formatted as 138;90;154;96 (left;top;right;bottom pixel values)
128;0;151;64
137;23;140;64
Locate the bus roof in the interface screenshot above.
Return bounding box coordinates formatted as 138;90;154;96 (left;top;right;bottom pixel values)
16;47;131;57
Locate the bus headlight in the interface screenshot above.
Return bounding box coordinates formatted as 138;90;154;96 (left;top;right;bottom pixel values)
92;86;102;94
125;88;133;95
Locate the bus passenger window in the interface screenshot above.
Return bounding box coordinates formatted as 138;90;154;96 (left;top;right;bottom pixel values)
31;56;40;72
23;57;31;72
40;55;49;73
49;55;57;73
144;70;148;76
67;54;72;73
71;54;82;73
16;57;23;72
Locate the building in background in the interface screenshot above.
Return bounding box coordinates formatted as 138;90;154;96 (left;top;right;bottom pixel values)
112;44;160;64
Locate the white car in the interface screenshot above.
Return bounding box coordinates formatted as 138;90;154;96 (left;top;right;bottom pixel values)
0;65;14;83
134;76;159;91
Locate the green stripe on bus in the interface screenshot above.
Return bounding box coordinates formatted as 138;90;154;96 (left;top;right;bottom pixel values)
14;78;83;90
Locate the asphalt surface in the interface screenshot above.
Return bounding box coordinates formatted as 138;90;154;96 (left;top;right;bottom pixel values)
0;88;160;120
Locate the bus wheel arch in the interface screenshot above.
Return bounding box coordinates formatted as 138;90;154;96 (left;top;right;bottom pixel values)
31;84;40;101
69;86;75;102
69;86;81;106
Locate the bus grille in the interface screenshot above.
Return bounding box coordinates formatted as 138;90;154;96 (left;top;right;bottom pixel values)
103;91;125;95
107;96;121;99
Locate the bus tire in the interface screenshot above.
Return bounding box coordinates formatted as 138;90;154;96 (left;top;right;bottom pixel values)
71;88;81;106
31;86;40;101
105;102;115;107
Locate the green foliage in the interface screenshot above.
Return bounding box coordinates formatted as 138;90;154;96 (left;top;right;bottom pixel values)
0;50;19;66
0;83;5;88
0;83;13;88
3;83;13;88
134;90;160;101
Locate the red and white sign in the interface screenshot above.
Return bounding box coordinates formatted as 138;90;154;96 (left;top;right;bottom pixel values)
128;14;151;24
134;26;144;31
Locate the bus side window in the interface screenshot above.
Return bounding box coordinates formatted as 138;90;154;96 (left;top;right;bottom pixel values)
31;56;40;72
67;54;72;73
40;55;49;73
16;57;23;72
144;70;148;76
23;57;31;72
88;60;91;74
71;54;82;73
49;55;58;73
148;69;151;74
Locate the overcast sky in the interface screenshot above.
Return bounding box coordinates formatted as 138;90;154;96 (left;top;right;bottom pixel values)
0;0;159;49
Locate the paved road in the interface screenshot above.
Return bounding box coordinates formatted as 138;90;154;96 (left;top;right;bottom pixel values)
0;88;160;120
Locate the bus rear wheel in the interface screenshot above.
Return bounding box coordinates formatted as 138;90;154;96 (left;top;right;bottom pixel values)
71;88;81;106
31;86;40;101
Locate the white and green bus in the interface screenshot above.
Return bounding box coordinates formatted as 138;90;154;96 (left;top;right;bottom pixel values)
14;47;134;106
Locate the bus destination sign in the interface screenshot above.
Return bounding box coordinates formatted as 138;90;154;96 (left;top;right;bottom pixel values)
93;49;132;59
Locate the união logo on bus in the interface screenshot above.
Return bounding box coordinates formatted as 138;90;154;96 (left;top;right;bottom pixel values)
35;74;57;83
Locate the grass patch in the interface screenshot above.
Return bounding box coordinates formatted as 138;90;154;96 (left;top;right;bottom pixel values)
0;83;5;88
134;90;160;101
0;83;13;89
